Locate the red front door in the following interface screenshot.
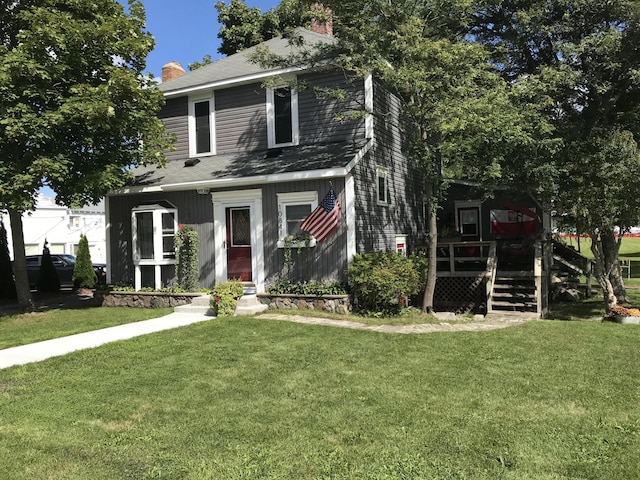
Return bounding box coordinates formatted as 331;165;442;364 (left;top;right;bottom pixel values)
226;207;252;282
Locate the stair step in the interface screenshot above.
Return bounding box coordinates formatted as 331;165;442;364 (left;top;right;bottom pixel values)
235;294;268;315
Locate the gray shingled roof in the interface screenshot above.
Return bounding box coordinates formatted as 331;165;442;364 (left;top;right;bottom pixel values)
160;28;336;95
130;140;367;189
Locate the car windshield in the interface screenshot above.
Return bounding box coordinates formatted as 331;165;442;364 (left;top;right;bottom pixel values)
59;254;76;265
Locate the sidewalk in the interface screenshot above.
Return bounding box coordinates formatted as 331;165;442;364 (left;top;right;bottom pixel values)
0;311;213;370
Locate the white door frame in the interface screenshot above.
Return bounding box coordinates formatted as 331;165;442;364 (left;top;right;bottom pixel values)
211;189;264;292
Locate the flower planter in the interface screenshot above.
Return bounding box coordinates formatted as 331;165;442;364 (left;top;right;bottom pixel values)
613;315;640;325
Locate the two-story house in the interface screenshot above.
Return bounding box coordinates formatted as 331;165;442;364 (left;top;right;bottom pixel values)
105;26;425;292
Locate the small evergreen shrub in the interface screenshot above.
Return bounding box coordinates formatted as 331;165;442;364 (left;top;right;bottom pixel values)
210;280;244;316
175;225;199;291
72;234;96;288
346;252;425;314
37;243;60;292
0;220;16;299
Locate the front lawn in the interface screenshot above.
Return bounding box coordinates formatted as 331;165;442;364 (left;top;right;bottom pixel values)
0;317;638;479
0;307;172;350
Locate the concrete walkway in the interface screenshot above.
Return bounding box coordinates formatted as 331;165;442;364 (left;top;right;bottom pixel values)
0;311;213;370
0;308;533;370
258;312;534;334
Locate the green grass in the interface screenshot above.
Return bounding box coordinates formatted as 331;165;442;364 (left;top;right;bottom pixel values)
560;235;640;259
0;307;172;349
0;317;638;479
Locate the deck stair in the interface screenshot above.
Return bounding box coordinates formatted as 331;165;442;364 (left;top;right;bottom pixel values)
490;272;538;313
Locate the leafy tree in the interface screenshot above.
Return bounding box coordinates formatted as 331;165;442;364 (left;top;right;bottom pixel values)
0;219;16;299
214;0;315;56
470;0;640;312
72;234;96;288
37;242;60;293
0;0;173;309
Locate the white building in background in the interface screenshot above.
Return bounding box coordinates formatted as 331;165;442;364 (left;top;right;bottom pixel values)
1;195;106;263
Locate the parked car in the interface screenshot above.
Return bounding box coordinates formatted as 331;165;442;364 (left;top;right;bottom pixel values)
24;254;106;288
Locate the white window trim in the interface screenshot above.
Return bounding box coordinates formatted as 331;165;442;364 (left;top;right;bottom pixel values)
276;191;318;248
376;167;389;205
454;200;482;239
131;205;178;291
188;93;216;157
266;85;299;148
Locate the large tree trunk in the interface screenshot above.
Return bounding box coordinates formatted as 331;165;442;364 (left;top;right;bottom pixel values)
590;228;624;313
422;181;438;313
8;208;34;311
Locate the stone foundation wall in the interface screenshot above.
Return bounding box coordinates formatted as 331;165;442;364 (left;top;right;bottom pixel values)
97;292;202;309
257;294;351;314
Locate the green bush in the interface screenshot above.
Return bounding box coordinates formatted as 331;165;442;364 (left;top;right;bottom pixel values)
174;225;199;291
267;279;347;296
210;280;244;317
37;243;60;292
72;234;96;288
346;252;425;314
0;220;16;299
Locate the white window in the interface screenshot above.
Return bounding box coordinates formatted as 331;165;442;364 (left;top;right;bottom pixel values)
376;167;389;205
276;191;318;247
188;94;215;157
131;203;178;290
267;86;299;148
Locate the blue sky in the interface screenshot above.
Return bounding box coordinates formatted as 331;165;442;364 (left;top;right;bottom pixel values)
128;0;280;79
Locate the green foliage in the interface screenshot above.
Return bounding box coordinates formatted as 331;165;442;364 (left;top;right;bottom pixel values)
37;244;60;293
210;280;244;316
0;0;174;308
346;252;423;313
267;279;347;296
72;234;96;288
0;219;16;299
215;0;314;56
174;225;199;291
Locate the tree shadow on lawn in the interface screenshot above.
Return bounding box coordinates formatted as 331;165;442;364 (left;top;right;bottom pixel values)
0;289;100;317
548;297;606;321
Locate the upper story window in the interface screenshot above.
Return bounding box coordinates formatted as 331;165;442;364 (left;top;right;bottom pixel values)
276;191;318;247
376;167;389;205
189;94;215;157
267;86;299;148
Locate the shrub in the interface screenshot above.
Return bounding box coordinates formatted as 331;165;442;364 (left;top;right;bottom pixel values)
346;252;424;314
175;225;199;291
0;220;16;299
72;234;96;288
210;280;244;317
267;279;347;296
37;242;60;292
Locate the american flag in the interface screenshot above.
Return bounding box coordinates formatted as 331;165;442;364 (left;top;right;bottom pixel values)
300;187;341;242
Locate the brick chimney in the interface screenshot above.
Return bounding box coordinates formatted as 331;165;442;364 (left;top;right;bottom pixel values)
161;61;186;82
311;3;333;36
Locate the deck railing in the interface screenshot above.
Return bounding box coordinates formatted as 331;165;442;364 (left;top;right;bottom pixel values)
435;241;494;276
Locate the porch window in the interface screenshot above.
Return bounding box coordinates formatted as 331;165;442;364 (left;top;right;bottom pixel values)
377;167;389;205
131;203;178;290
267;86;299;148
276;191;318;247
189;95;215;156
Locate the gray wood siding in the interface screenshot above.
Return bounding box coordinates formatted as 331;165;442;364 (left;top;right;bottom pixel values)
298;71;365;145
159;97;189;162
107;191;216;288
261;178;348;285
215;83;268;154
353;83;424;252
108;180;348;289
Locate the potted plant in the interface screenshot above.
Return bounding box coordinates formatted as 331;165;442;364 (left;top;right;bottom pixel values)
608;305;640;324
